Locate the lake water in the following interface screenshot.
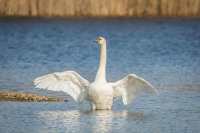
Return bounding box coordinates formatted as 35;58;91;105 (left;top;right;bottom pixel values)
0;18;200;133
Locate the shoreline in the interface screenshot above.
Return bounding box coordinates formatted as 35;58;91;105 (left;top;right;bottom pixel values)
0;16;200;20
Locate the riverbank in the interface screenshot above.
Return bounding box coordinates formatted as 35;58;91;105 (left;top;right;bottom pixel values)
0;0;199;17
0;91;65;102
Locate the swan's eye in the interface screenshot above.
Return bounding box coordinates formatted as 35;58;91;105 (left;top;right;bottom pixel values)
96;37;104;43
97;38;101;42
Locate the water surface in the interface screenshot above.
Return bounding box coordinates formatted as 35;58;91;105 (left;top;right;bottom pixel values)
0;18;200;133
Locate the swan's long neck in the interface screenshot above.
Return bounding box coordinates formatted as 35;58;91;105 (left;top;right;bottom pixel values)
95;42;107;83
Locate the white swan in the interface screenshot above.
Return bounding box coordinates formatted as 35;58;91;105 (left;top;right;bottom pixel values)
33;36;157;110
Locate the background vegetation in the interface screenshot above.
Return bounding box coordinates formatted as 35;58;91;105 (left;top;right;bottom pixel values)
0;0;199;17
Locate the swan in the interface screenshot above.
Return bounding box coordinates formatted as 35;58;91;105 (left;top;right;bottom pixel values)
33;36;157;110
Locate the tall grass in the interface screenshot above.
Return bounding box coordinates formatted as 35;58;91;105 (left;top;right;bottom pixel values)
0;0;199;17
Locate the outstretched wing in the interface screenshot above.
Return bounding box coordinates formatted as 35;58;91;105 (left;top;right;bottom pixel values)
110;74;157;105
33;71;90;102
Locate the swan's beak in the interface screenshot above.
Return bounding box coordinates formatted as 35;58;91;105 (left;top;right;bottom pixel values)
94;39;99;44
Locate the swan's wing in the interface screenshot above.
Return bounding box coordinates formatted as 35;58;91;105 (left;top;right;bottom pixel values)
110;74;157;105
33;71;89;102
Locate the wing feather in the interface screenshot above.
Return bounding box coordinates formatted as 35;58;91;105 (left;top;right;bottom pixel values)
33;71;89;102
111;74;157;105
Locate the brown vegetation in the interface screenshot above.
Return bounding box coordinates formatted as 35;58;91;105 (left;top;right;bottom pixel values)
0;0;199;17
0;91;64;102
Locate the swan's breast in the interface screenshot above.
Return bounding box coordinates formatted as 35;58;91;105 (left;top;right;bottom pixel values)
88;83;113;109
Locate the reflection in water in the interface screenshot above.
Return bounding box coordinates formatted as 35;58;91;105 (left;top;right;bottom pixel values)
38;110;145;133
38;110;81;132
0;90;199;133
89;111;113;133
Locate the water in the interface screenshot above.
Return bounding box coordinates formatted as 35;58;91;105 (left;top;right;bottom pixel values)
0;18;200;133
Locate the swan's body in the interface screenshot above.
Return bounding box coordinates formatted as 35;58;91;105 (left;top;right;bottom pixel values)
34;36;157;110
88;82;113;110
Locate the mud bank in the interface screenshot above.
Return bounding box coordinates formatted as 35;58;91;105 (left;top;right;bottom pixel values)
0;91;65;102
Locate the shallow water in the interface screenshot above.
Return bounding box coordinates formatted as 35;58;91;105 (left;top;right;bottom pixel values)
0;90;199;133
0;18;200;133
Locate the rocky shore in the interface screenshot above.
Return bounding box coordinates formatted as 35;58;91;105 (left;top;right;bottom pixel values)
0;91;65;102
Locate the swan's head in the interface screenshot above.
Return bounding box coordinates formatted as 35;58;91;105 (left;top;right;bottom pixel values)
96;36;106;45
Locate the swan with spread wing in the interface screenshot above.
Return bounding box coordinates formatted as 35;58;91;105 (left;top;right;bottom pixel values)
33;36;157;110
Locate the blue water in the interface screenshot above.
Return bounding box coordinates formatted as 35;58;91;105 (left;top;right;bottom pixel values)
0;18;200;133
